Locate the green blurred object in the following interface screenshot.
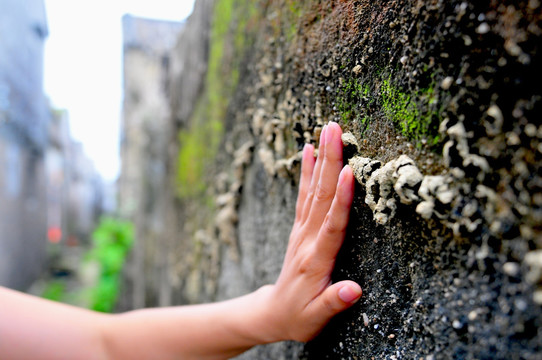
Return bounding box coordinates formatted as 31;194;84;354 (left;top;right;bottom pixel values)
88;217;134;313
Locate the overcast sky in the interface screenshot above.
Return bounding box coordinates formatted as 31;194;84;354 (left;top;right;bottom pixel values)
43;0;195;181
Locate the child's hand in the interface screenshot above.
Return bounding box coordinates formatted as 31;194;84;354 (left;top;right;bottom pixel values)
263;121;361;342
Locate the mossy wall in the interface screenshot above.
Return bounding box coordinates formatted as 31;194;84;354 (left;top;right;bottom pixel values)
153;0;542;358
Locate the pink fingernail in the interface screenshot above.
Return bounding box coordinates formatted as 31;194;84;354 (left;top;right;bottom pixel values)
338;284;362;303
337;165;348;187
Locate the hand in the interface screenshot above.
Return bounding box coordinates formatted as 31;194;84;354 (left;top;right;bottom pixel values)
263;121;361;343
0;121;361;360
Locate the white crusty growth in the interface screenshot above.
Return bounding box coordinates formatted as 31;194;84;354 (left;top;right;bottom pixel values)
348;154;423;225
393;155;424;205
365;160;397;225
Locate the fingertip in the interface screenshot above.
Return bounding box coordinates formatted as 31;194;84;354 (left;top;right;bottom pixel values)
322;122;344;163
327;121;343;140
337;166;355;205
326;121;341;133
303;143;315;159
337;165;353;186
301;143;316;176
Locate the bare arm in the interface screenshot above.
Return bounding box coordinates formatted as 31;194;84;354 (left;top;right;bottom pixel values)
0;121;361;360
0;286;109;360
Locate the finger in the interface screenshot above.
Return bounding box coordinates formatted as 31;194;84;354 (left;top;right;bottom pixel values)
315;165;354;260
295;143;316;222
306;122;344;226
301;125;327;222
309;280;362;320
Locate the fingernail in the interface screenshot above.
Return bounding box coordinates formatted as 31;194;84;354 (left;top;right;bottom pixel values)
337;165;349;187
338;284;362;303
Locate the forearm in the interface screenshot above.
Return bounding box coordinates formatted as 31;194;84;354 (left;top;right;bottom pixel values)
0;286;109;360
1;285;278;360
104;285;278;360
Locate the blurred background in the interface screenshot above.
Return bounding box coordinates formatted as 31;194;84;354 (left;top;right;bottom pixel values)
0;0;194;310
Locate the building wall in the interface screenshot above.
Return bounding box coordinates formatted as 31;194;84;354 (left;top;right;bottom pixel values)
0;0;49;149
119;15;183;309
46;110;103;247
0;0;49;290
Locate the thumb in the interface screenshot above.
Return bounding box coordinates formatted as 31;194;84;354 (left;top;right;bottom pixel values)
313;281;362;319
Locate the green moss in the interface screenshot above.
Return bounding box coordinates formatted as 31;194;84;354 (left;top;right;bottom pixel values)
176;99;223;199
380;76;440;145
175;0;258;199
336;74;441;146
380;78;418;133
335;78;372;125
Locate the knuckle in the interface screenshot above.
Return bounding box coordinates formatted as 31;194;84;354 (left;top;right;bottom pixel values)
294;204;303;221
306;188;316;202
315;184;334;202
321;294;338;314
296;246;317;275
297;255;313;275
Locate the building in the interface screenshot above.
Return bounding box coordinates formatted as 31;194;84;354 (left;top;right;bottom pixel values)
119;14;183;308
0;0;50;290
0;0;104;289
46;109;103;248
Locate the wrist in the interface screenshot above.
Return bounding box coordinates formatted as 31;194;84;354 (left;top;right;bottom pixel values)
245;285;286;344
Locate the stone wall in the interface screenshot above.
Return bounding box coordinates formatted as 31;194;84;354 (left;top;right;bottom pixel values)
125;0;542;358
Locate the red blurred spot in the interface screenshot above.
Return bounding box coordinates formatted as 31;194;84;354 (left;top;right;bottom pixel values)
47;227;62;243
